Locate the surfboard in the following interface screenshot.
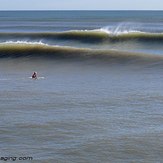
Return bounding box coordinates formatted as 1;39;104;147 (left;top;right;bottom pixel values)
29;77;45;79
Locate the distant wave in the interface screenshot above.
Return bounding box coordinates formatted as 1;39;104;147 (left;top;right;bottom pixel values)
0;30;163;43
0;42;163;67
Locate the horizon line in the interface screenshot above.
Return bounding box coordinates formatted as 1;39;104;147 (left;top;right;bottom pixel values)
0;9;163;11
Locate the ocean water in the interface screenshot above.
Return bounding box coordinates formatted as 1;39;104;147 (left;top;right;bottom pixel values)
0;11;163;163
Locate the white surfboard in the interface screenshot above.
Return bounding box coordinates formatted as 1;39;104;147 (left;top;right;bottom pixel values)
29;77;45;79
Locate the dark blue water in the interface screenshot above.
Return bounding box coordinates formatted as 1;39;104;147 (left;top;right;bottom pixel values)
1;11;163;32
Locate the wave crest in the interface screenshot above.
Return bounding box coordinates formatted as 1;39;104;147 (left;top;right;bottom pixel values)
1;40;47;45
0;42;163;66
1;29;163;43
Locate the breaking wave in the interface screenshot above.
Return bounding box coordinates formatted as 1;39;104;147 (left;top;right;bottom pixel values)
0;29;163;43
0;42;163;67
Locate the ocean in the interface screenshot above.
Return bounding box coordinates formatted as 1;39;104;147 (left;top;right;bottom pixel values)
0;11;163;163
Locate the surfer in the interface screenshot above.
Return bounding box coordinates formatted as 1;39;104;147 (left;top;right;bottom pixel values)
32;72;37;79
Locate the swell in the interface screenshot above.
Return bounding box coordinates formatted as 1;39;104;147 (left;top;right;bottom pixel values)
0;43;163;66
1;30;163;43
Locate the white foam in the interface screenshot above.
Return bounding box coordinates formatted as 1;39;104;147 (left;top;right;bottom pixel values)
0;40;48;46
99;23;148;35
99;27;145;35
